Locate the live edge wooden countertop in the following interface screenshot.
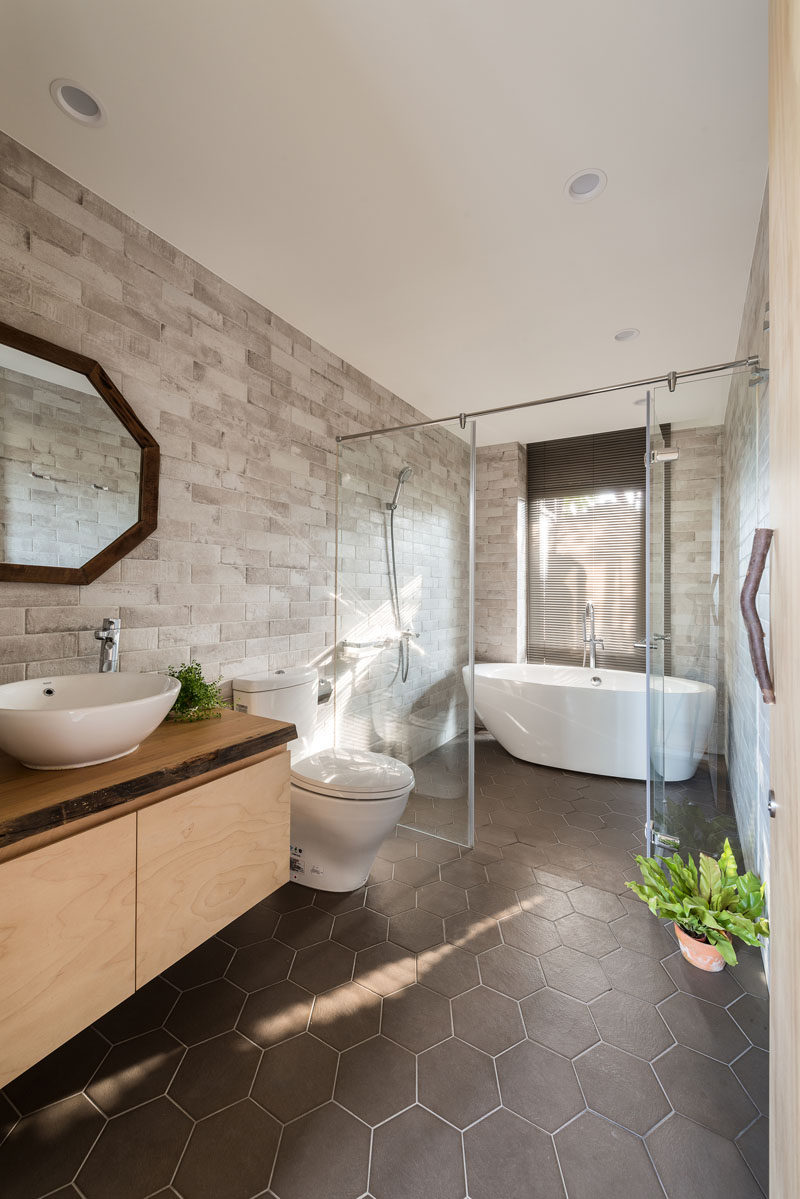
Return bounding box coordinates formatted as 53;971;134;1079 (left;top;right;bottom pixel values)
0;709;296;857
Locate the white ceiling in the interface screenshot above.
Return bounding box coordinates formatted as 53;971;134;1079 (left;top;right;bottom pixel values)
0;1;767;445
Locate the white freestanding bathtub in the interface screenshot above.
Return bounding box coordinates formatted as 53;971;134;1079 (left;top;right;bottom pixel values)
464;663;716;782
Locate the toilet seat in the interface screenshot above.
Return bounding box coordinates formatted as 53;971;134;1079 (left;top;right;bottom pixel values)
291;748;415;802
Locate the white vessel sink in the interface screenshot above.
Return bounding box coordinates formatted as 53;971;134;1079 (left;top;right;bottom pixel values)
0;673;181;770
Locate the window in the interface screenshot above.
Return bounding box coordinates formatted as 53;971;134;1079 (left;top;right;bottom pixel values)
526;427;649;670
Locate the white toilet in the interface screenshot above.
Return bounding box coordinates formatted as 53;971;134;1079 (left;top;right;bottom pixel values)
232;666;415;892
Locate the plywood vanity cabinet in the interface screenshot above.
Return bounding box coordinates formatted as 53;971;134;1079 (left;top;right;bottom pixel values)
0;711;293;1090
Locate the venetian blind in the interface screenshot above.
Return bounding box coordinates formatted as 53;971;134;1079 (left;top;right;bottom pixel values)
526;428;646;669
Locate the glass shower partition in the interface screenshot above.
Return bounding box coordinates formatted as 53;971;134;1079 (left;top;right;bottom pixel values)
334;420;475;848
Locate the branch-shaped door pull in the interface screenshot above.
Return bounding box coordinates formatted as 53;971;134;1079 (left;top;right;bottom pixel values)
740;527;775;704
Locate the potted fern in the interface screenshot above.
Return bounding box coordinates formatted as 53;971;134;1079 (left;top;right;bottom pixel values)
167;661;229;722
626;838;769;971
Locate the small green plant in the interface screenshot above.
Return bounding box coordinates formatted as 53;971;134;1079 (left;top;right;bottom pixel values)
167;660;229;722
626;838;769;966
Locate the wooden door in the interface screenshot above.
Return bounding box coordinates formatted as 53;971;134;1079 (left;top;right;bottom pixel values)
768;2;800;1193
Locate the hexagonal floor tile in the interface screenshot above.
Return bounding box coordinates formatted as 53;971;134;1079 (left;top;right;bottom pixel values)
165;978;246;1046
444;909;503;954
174;1099;280;1199
371;1107;465;1199
3;1026;110;1116
609;913;676;959
574;1043;670;1134
86;1029;184;1116
417;881;468;917
237;980;314;1048
416;836;461;864
521;988;599;1058
332;906;389;951
275;907;334;949
393;856;440;887
737;1115;769;1195
452;986;525;1055
478;944;545;999
659;992;749;1063
354;941;416;996
729;993;769;1050
600;948;675;1005
475;823;519;847
251;1033;337;1123
647;1114;764;1199
271;1102;371;1199
484;860;537;891
217;899;280;947
464;1108;565;1199
496;1040;584;1132
94;976;179;1043
0;1094;105;1199
467;883;520;919
555;1111;663;1199
417;944;480;997
336;1036;416;1125
77;1097;191;1199
732;1046;769;1115
556;912;618;957
312;887;366;915
167;1030;260;1120
500;911;560;956
225;938;294;992
653;1045;757;1138
538;946;609;1002
502;841;549;869
366;880;417;917
568;885;625;922
162;937;235;989
588;989;673;1060
289;940;355;994
309;981;382;1050
662;951;744;1004
382;984;452;1052
516;882;573;921
440;857;489;888
377;837;416;863
263;882;315;913
388;908;444;952
418;1038;499;1128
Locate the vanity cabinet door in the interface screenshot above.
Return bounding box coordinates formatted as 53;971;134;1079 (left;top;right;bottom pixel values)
0;815;136;1089
135;751;290;985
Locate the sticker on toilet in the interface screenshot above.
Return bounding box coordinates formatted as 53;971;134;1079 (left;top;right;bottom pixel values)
310;865;324;876
290;855;304;874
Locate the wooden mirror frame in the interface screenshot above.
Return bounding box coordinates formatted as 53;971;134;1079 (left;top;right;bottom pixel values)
0;320;159;585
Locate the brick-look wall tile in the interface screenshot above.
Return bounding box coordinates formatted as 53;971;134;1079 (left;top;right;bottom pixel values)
474;442;527;662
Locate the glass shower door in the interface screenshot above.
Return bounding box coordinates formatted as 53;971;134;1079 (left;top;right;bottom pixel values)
646;391;670;854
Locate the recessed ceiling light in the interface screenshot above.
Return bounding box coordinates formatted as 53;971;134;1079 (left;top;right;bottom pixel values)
565;169;607;203
614;327;640;342
50;79;106;127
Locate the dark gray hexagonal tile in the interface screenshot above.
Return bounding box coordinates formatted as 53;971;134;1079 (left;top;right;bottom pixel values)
77;1097;191;1199
662;950;745;1003
394;856;440;887
517;826;558;847
601;948;675;1004
540;946;610;1002
556;912;618;957
732;1046;769;1114
467;883;520;919
484;859;536;891
418;880;468;917
252;1033;337;1123
419;1038;499;1129
0;1092;16;1146
654;1044;757;1137
417;944;480;997
467;839;505;863
521;988;599;1057
289;939;355;993
237;980;314;1048
445;909;503;954
647;1113;764;1199
225;938;294;992
569;885;625;922
263;882;315;913
367;857;394;884
729;947;769;999
313;887;366;915
382;984;452;1052
452;986;525;1055
659;991;749;1063
165;977;245;1046
331;906;389;951
529;810;572;830
737;1115;769;1196
354;941;416;996
389;908;444;952
371;1106;465;1199
0;1094;105;1199
543;845;591;873
366;880;417;917
555;824;600;847
729;993;769;1050
167;1030;260;1120
162;938;234;991
464;1107;565;1199
416;836;461;863
564;810;604;829
478;944;545;999
86;1029;184;1116
501;841;549;868
3;1026;109;1116
555;1111;663;1199
309;981;381;1050
377;836;416;863
517;882;573;921
95;976;179;1042
174;1099;280;1199
272;1102;371;1199
437;857;485;889
610;912;676;959
496;1040;584;1132
217;899;280;947
534;867;582;892
589;989;673;1059
574;1042;670;1134
275;906;334;949
336;1036;416;1125
475;823;518;846
500;911;560;956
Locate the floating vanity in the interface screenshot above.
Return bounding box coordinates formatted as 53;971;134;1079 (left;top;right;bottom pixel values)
0;709;295;1089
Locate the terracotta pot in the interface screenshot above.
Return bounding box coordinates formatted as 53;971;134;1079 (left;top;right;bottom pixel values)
674;923;726;972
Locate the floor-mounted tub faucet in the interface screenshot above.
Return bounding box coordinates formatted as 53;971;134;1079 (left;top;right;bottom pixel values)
582;601;604;670
95;617;121;672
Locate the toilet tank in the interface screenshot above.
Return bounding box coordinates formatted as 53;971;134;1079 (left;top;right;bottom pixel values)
232;666;318;760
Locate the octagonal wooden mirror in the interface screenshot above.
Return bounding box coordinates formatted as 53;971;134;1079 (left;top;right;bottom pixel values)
0;320;159;584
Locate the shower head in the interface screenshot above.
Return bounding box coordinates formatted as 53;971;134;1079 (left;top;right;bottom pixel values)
386;466;414;510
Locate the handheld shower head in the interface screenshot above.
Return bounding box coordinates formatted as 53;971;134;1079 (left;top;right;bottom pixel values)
386;466;414;510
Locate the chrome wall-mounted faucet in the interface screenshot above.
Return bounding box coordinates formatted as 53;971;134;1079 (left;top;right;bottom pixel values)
95;617;121;672
582;601;604;670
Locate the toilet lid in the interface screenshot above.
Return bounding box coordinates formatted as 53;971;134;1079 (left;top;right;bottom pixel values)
291;748;415;800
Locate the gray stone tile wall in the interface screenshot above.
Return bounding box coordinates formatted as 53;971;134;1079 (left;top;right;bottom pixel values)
475;442;526;662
